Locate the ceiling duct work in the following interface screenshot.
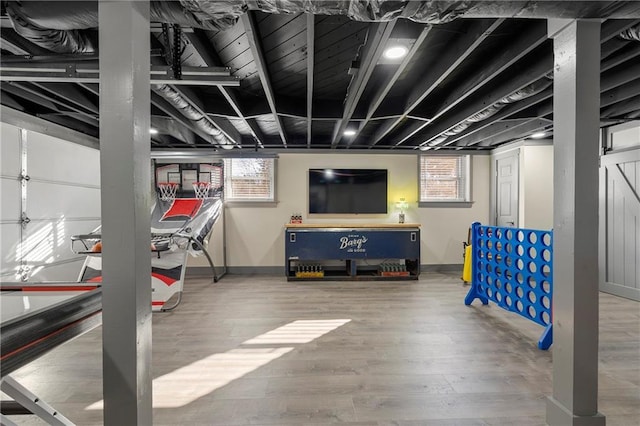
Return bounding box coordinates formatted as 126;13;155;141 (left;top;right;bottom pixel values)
619;24;640;41
181;1;640;23
7;0;640;50
425;78;553;148
5;2;95;53
4;0;461;54
154;84;234;149
7;1;640;54
5;1;239;149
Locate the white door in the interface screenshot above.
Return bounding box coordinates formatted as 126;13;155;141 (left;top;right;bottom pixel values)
495;152;519;228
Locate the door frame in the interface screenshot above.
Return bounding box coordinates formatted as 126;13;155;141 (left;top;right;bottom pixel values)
491;148;520;227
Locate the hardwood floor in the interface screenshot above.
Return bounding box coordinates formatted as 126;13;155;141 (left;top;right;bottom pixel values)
4;273;640;425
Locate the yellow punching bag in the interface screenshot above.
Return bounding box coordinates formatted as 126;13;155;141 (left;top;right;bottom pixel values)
462;244;472;283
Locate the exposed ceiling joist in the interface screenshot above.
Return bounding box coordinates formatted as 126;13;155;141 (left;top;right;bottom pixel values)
601;19;640;42
0;90;24;110
151;116;197;145
35;113;98;136
601;78;640;108
346;24;433;148
79;79;255;147
407;19;507;114
2;3;640;153
5;81;98;126
1;105;99;149
0;28;49;55
451;119;535;147
601;58;640;92
330;20;396;148
472;118;551;147
306;13;314;149
240;12;288;148
0;33;28;55
150;92;216;145
390;23;549;148
31;82;97;114
601;43;640;72
454;99;552;147
440;88;553;148
183;29;263;147
408;49;553;149
368;18;512;147
246;118;267;144
2;82;59;111
168;85;241;145
218;87;263;147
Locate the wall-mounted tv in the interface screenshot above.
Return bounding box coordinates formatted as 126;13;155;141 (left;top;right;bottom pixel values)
308;169;388;214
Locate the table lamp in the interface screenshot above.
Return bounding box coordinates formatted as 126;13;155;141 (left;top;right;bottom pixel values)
396;198;409;223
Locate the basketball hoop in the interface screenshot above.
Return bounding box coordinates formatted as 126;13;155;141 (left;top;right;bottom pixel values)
193;181;211;199
158;182;178;202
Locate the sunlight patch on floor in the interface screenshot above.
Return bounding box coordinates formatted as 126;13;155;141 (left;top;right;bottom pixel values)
86;318;351;410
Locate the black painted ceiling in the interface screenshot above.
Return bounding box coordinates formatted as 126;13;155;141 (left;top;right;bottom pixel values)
1;1;640;152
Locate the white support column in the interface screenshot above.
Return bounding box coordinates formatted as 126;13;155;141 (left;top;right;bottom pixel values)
546;19;605;426
99;2;152;425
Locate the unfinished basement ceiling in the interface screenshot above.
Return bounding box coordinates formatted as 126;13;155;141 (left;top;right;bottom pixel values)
1;1;640;152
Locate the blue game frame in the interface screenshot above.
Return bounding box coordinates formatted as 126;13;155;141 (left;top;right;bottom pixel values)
464;222;553;350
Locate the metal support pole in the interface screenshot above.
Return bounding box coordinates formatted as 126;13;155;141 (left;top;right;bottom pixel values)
99;2;152;425
546;19;605;426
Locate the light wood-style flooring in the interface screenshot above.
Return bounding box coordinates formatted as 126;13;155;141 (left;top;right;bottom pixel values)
5;273;640;425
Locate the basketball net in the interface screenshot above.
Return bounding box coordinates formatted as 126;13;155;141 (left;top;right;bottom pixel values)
193;182;211;199
158;182;178;201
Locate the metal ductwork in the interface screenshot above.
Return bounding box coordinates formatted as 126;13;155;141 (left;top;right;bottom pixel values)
619;23;640;41
154;84;234;149
5;1;238;149
7;1;640;54
5;0;637;150
425;78;553;148
6;2;95;53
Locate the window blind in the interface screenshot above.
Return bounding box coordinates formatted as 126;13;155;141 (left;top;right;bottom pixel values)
420;155;469;202
224;158;275;201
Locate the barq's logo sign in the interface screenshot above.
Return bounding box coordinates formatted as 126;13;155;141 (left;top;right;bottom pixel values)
339;235;368;252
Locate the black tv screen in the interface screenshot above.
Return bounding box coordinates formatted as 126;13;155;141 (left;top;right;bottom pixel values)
308;169;388;214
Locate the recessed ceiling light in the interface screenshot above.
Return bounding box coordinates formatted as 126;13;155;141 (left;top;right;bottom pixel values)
531;132;546;139
149;128;159;135
343;129;356;136
384;46;408;60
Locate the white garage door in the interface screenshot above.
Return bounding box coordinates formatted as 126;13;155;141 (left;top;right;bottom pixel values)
0;123;100;282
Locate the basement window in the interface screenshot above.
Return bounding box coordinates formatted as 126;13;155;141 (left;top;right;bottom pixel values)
419;155;472;207
224;158;276;203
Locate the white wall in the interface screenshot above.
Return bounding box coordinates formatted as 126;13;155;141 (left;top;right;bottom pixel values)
491;141;554;231
417;155;491;265
0;122;101;282
521;144;554;230
1;123;493;275
223;153;490;267
607;121;640;151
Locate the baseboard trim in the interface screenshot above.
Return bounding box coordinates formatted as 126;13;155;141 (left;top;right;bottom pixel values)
421;264;463;273
187;264;462;276
600;281;640;301
186;266;282;276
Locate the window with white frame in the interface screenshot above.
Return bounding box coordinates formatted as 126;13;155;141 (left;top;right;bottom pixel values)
224;158;276;202
419;155;471;204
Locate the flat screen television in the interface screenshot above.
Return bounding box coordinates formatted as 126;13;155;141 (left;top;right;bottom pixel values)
308;168;388;214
